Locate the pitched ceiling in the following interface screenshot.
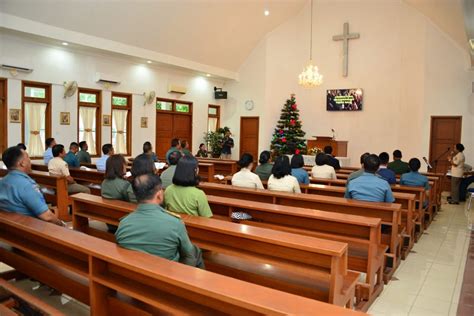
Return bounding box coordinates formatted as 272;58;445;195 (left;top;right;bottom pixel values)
0;0;306;72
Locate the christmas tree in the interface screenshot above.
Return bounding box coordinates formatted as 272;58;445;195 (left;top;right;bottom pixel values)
270;94;307;156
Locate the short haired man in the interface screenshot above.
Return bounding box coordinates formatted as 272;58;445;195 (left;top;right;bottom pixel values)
48;144;91;195
324;146;341;170
160;150;182;189
180;140;192;157
96;144;114;172
115;173;204;268
388;150;410;175
345;154;395;203
76;141;91;164
165;138;181;164
377;152;396;184
347;152;370;182
0;146;64;226
43;138;56;165
401;158;430;207
64;142;80;168
221;131;234;160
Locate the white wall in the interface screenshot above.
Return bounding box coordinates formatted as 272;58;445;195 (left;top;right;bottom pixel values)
226;0;473;165
1;32;226;156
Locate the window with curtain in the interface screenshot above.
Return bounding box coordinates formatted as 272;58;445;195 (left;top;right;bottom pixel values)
208;105;220;132
22;81;51;157
111;92;132;155
78;88;101;156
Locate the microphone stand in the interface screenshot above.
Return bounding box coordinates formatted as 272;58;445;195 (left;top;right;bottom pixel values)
431;148;451;172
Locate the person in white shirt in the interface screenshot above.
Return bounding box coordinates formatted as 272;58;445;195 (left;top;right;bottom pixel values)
96;144;114;172
231;153;264;189
311;153;337;180
448;143;466;204
268;156;301;193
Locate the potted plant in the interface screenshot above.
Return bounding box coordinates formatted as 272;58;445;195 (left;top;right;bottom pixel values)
203;127;230;158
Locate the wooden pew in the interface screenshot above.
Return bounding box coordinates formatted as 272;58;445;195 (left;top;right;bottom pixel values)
0;169;70;221
197;158;238;176
71;194;360;308
199;182;402;282
197;162;215;182
0;211;364;315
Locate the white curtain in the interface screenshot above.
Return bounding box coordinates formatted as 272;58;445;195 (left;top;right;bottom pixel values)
80;107;97;155
208;117;218;132
112;109;128;154
25;102;46;157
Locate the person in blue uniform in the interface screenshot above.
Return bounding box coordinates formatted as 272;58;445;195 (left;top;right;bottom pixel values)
96;144;114;172
377;152;396;184
0;146;64;226
290;154;309;184
64;142;80;167
400;158;430;190
43;137;56;164
345;154;395;203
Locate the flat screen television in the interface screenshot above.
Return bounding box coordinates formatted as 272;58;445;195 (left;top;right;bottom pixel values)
327;88;363;111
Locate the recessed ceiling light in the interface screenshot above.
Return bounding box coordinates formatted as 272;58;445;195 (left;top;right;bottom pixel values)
264;10;270;16
206;74;211;77
62;42;69;46
147;60;152;64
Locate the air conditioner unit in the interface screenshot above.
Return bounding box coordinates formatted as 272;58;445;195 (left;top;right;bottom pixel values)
168;84;187;94
95;72;120;85
0;64;33;73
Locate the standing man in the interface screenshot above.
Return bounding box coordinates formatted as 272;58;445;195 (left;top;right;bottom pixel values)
48;144;91;194
388;150;410;175
448;143;466;205
324;146;341;170
64;142;80;168
76;141;91;164
165;138;181;164
96;144;114;172
43;138;56;165
0;146;64;226
221;130;234;160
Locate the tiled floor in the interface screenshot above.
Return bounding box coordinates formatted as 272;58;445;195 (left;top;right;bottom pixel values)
368;200;471;316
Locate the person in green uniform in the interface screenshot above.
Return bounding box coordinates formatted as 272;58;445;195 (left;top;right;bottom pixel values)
387;149;410;175
161;151;182;189
76;141;91;164
180;140;192;157
195;143;208;158
164;156;213;217
347;152;370;182
142;141;158;162
115;173;204;268
165;138;181;164
255;150;273;181
130;153;157;179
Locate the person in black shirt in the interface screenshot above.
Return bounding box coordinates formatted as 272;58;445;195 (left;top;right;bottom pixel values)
221;131;234;159
324;146;341;170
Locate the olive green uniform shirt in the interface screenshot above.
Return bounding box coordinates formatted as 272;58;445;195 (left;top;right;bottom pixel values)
388;160;410;175
160;165;176;189
101;177;136;203
255;163;273;181
76;150;91;164
347;168;365;182
115;203;196;263
164;184;213;217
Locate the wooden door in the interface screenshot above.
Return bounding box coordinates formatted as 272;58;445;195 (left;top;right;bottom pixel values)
156;113;174;159
429;116;462;173
0;79;7;156
173;115;192;149
240;117;259;160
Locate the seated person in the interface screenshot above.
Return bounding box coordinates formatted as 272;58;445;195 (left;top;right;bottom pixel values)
0;146;64;226
164;156;213;217
324;146;341;170
131;153;157;178
17;143;27;151
345;154;395;203
377;152;396;184
268;156;301;193
76;141;91;164
115;174;204;268
347;152;370;182
388;149;410;175
96;144;114;172
64;142;80;167
400;158;430;207
43;137;56;165
195;143;208;158
232;153;264;189
166;138;181;164
291;154;309;184
102;154;136;203
311;153;337;180
181;140;192;156
48;144;91;194
255;150;273;181
143;141;158;162
161;151;182;189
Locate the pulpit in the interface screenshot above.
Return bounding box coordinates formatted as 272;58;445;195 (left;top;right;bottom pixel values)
307;136;348;157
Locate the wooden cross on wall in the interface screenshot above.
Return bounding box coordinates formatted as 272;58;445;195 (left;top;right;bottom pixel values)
332;22;360;77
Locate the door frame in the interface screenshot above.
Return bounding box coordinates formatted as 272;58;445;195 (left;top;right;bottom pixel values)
428;115;462;170
0;78;7;154
239;116;260;158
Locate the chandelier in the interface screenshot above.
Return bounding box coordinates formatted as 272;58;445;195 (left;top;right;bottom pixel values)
298;0;323;88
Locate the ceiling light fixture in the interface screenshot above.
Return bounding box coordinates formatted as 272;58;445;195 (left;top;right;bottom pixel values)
298;0;323;88
147;60;152;64
62;42;69;46
264;10;270;16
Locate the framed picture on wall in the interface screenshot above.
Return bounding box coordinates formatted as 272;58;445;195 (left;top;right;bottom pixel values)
9;109;21;123
140;117;148;128
103;114;111;126
60;112;70;125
